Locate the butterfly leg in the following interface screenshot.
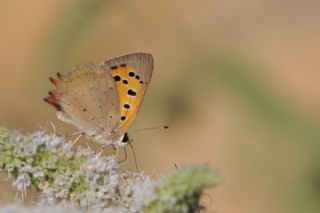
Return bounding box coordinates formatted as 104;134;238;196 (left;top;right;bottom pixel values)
71;133;82;146
128;142;139;172
117;146;128;164
49;121;56;133
117;142;139;172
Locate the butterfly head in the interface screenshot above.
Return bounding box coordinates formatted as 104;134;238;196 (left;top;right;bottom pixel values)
116;132;131;147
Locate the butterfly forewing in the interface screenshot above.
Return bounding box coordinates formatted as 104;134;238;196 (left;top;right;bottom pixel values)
100;53;153;135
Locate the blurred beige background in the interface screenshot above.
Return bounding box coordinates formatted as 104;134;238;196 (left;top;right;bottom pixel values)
1;0;320;212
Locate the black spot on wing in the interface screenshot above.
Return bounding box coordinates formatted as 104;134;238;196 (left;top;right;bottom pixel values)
123;104;131;109
114;75;121;81
128;71;135;77
128;89;137;96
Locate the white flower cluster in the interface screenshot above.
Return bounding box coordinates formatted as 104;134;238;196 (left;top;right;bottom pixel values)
0;130;157;212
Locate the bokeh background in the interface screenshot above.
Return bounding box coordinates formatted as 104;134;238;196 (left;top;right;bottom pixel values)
1;0;320;212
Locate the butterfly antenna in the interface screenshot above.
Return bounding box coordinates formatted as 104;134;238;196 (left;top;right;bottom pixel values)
128;140;139;172
123;146;128;162
132;125;169;134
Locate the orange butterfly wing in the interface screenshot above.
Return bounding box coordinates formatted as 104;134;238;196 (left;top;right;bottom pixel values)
101;53;153;135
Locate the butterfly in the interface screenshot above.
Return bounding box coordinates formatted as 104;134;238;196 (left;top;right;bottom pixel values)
44;53;153;147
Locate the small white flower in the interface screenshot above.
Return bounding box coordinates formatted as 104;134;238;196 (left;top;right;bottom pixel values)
40;187;57;205
45;135;64;150
21;164;33;173
33;170;45;179
23;143;38;156
32;131;48;147
62;142;73;153
6;164;15;172
129;175;157;212
12;173;31;198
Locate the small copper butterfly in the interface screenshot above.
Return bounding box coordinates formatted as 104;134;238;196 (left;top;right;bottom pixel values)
44;53;153;146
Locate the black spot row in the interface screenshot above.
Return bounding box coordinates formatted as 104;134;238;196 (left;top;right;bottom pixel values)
113;72;144;85
121;116;126;121
114;75;130;86
128;71;144;85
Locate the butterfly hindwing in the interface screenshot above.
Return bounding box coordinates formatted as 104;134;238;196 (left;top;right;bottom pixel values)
100;53;153;135
44;64;121;144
